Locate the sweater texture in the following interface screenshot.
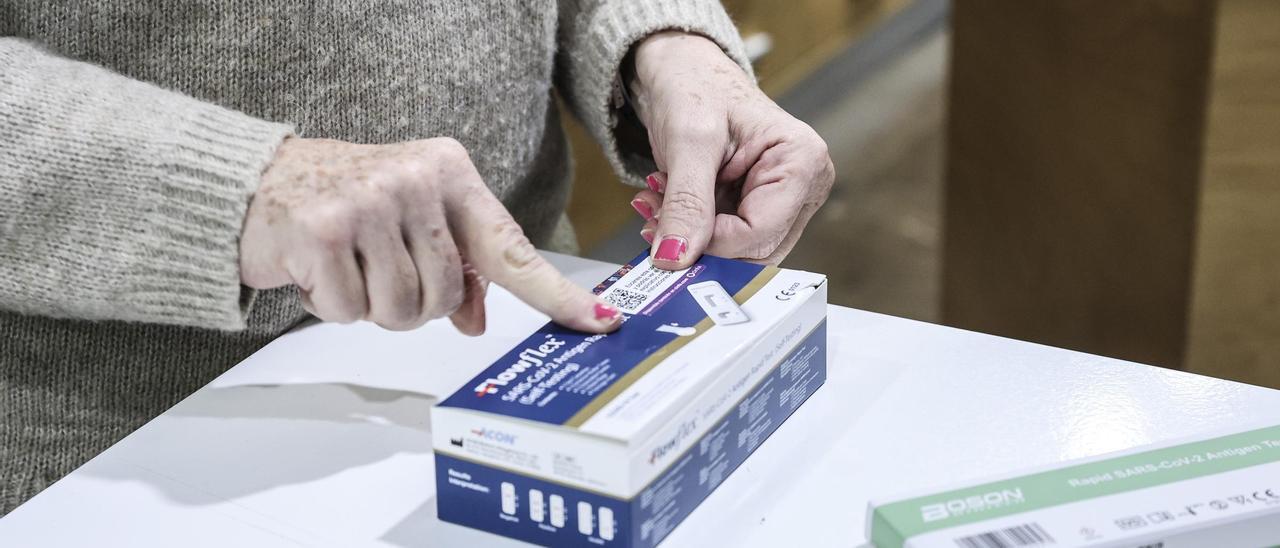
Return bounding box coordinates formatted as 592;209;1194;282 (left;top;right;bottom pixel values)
0;0;750;514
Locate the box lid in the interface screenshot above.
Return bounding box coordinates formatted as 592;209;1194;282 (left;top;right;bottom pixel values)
437;250;820;440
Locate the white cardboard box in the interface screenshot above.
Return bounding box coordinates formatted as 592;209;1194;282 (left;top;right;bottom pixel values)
868;424;1280;547
431;251;827;547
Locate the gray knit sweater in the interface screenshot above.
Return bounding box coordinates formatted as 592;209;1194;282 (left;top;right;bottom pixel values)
0;0;750;514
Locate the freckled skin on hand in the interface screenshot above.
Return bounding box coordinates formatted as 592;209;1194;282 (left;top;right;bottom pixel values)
243;134;621;334
257;140;411;224
625;31;835;264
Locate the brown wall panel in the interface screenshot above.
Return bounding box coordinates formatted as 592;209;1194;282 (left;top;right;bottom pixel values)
1186;0;1280;388
943;1;1217;367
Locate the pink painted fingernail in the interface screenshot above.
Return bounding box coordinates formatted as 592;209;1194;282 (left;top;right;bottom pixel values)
645;174;664;193
655;236;687;262
631;199;654;221
640;228;655;243
594;302;620;320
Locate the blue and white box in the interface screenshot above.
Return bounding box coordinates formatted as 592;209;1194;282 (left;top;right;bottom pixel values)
433;250;828;547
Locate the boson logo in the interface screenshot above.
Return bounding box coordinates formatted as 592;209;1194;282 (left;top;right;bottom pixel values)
920;488;1025;522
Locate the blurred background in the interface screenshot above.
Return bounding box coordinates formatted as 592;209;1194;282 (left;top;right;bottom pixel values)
564;0;1280;390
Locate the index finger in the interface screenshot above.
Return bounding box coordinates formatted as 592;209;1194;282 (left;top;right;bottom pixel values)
444;179;621;333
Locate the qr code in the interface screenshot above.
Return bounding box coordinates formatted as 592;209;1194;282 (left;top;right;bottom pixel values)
603;288;648;312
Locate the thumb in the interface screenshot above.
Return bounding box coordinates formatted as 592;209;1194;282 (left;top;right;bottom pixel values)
651;153;719;270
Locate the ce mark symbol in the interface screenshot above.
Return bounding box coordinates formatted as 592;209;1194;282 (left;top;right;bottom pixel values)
1252;489;1280;502
776;283;801;301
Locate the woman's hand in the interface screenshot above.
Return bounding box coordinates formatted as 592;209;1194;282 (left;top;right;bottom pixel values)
628;31;834;269
239;137;622;334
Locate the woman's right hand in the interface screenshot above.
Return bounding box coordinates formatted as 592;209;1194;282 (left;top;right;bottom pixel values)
239;137;622;335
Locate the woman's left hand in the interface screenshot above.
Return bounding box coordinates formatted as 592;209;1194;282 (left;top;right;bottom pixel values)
628;31;834;269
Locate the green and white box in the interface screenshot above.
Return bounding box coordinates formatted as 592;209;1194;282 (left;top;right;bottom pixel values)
868;424;1280;547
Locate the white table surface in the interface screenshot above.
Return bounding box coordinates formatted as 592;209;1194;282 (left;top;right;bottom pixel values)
4;252;1280;548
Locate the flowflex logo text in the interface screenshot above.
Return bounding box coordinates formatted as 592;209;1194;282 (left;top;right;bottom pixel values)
473;335;566;397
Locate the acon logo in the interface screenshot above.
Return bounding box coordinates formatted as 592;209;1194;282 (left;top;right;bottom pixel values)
470;428;518;445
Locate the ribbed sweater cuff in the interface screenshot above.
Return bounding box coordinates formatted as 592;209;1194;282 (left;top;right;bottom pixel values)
123;105;292;330
567;0;753;186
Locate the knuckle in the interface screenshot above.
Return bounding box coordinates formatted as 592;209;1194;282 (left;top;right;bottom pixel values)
427;291;465;323
816;159;836;197
393;317;430;331
427;137;472;167
386;285;424;329
397;171;444;207
787;118;818;140
375;313;419;332
382;156;435;194
424;260;466;320
741;232;781;260
435;288;465;320
502;243;542;279
329;300;365;325
417;295;445;324
305;208;355;250
663;188;712;222
442;273;466;314
545;277;580;313
801;130;835;187
767;227;790;255
345;290;370;321
786;120;831;158
675;118;723;142
749;243;774;260
457;178;495;208
361;184;402;213
495;224;542;277
812;134;831;161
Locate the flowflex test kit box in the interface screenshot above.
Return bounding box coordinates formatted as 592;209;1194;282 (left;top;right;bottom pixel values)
868;424;1280;547
432;251;828;547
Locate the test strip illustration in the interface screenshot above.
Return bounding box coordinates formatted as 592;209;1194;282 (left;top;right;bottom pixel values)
500;482;516;515
529;489;544;522
687;280;750;325
577;501;593;535
549;494;566;528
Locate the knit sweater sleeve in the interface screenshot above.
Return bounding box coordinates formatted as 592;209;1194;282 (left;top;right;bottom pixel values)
555;0;753;186
0;38;293;330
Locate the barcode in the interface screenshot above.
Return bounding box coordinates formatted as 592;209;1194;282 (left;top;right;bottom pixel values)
954;523;1054;548
603;288;648;312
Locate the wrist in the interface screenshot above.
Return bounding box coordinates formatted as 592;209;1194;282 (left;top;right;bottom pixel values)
628;31;728;116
